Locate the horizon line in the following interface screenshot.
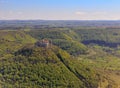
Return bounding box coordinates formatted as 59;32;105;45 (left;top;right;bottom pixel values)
0;19;120;21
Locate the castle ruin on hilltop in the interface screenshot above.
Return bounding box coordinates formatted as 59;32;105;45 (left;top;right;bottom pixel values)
35;39;52;48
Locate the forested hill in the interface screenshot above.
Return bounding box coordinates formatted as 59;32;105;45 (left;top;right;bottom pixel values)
0;28;120;88
0;30;99;88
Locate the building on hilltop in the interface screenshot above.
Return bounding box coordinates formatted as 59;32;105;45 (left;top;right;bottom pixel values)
35;39;52;48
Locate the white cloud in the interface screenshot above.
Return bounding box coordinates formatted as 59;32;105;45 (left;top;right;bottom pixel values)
75;11;86;15
74;11;120;20
75;11;107;16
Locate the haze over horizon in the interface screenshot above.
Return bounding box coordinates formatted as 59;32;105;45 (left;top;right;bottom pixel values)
0;0;120;20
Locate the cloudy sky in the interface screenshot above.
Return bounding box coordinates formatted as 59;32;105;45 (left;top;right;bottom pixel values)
0;0;120;20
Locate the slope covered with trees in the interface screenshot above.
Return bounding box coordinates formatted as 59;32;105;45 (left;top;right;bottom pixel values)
0;27;120;88
28;29;88;56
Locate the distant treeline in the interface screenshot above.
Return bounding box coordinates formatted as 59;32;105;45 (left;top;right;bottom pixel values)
1;20;120;30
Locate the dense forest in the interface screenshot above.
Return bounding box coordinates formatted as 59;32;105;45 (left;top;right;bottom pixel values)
0;21;120;88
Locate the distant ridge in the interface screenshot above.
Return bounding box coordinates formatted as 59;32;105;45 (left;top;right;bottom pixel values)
1;20;120;30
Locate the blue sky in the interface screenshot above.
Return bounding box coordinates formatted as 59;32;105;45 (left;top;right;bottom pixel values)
0;0;120;20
